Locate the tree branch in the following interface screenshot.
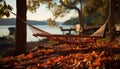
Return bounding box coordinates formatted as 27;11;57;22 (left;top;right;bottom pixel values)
60;0;80;12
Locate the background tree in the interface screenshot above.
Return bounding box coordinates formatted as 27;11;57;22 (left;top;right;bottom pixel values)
27;0;68;27
60;0;86;33
84;0;120;40
27;0;86;30
83;0;109;16
83;0;109;26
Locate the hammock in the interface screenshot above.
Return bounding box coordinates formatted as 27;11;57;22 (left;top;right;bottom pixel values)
9;10;108;44
28;20;108;44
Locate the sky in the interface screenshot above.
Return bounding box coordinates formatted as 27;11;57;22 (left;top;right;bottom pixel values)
4;0;78;22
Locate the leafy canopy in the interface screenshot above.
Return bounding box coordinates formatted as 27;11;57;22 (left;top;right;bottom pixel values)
27;0;82;27
0;0;13;18
27;0;120;26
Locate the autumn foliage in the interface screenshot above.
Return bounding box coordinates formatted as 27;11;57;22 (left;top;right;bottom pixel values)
0;38;120;69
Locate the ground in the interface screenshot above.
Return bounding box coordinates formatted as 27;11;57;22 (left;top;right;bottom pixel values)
0;38;120;69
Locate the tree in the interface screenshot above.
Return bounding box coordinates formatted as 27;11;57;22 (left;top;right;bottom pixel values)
0;0;27;56
60;0;85;33
15;0;27;55
27;0;87;32
27;0;68;27
109;0;116;40
84;0;120;40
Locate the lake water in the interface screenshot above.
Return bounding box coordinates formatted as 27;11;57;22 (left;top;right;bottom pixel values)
0;25;72;42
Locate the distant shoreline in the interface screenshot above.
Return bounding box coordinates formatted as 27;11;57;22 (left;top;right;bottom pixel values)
0;18;62;25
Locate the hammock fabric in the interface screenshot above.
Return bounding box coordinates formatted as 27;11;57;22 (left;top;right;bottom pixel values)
28;21;108;44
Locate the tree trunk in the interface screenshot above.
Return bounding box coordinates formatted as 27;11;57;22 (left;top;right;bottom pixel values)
79;0;84;34
15;0;27;55
77;10;84;33
109;0;116;40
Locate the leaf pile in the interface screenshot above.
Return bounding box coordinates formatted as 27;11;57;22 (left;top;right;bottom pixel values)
0;39;120;69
